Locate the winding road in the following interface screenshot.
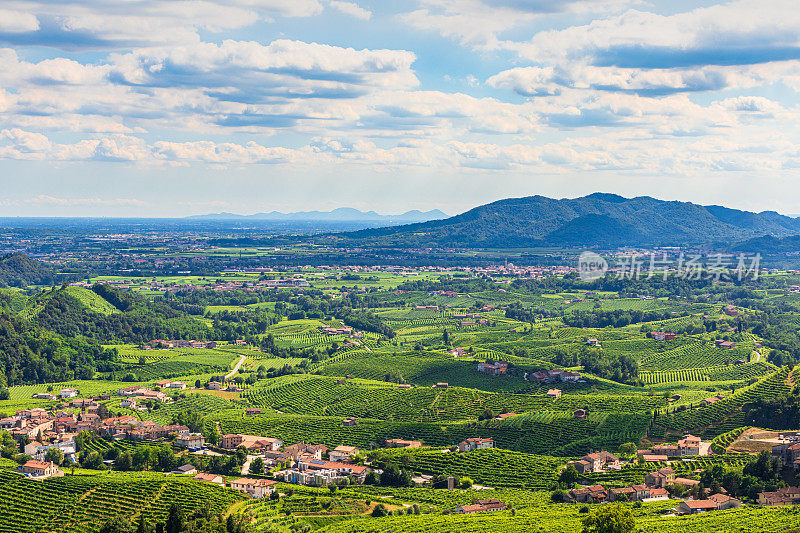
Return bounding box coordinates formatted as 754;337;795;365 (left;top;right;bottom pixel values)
225;353;247;380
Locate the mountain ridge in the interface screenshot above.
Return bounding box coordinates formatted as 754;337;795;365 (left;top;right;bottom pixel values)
187;207;448;223
331;193;800;248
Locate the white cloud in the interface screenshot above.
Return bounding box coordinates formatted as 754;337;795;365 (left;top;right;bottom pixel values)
505;0;800;66
0;9;39;33
328;1;371;20
28;195;147;207
0;131;305;165
0;0;325;49
232;0;324;18
399;0;636;49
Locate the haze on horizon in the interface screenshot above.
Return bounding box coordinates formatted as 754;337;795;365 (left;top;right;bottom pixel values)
1;0;800;217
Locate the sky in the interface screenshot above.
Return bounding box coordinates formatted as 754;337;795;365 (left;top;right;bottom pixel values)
1;0;800;217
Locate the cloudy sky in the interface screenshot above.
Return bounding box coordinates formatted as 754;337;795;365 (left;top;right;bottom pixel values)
1;0;800;216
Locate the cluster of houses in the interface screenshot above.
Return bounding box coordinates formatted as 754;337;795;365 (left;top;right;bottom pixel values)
568;466;742;514
530;369;581;384
771;437;800;469
219;434;372;487
0;398;118;446
571;451;620;474
759;486;800;506
32;388;80;401
562;437;800;513
637;434;712;461
476;361;508;376
429;290;458;298
714;339;737;350
71;277;310;294
118;385;170;404
1;400;206;467
140;340;218;350
318;325;358;337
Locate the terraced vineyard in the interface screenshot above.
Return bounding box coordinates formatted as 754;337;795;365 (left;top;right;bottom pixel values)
373;447;564;489
640;362;774;385
216;410;651;455
639;340;755;372
244;375;667;422
654;369;791;435
0;470;245;533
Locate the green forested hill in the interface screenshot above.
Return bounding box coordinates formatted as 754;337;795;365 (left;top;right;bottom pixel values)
0;253;57;287
338;193;800;247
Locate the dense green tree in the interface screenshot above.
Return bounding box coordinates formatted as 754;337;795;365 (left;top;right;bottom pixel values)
581;504;635;533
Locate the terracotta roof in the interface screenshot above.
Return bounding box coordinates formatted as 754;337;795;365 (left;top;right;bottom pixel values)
682;500;717;509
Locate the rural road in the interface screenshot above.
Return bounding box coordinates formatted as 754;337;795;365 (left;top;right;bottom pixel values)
225;353;246;380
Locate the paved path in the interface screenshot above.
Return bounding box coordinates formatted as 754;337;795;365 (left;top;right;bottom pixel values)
225;353;247;380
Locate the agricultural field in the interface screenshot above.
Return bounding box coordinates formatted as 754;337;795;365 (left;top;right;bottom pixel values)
7;260;800;532
0;469;245;533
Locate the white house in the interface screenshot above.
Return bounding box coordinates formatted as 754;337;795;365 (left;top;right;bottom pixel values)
329;445;359;462
175;433;205;448
229;478;278;498
60;388;79;399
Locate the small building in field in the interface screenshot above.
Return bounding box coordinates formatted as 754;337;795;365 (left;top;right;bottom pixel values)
19;460;61;479
386;439;422;448
246;408;262;416
230;478;278;498
342;417;359;427
33;392;57;400
456;499;507;514
678;500;719;514
547;389;562;399
477;361;508;376
458;437;493;452
709;493;742;510
193;472;224;485
59;388;79;399
172;464;198;476
652;331;676;341
573;409;587;419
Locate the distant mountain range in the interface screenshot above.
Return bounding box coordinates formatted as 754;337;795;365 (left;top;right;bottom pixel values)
334;193;800;248
188;207;448;224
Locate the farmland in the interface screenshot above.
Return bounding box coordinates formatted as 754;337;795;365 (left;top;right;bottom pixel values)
3;257;800;532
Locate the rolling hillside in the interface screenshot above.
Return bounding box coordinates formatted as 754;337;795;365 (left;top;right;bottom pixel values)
337;193;800;248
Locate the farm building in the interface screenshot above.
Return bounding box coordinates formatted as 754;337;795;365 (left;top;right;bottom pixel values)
477;361;508;375
386;439;422;448
193;473;224;485
230;478;278;498
19;460;61;479
329;445;359;462
456;499;507;514
458;437;494;452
